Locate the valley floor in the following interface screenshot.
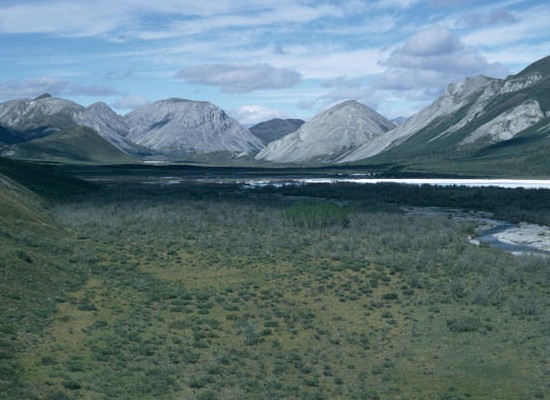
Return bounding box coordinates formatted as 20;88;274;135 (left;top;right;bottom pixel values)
1;174;549;400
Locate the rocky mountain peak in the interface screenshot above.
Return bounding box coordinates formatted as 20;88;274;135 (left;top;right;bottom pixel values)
86;101;114;112
445;75;495;99
125;98;263;155
255;100;395;163
32;93;53;101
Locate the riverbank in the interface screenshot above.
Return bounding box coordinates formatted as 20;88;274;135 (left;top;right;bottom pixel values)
403;206;550;256
495;222;550;254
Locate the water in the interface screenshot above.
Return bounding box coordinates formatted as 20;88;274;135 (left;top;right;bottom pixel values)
476;223;549;256
404;207;550;256
242;178;550;190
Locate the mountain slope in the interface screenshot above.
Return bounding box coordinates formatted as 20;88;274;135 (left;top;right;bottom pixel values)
2;126;135;164
340;75;499;162
0;158;92;399
344;55;550;173
0;94;83;141
256;100;395;163
250;118;305;145
0;95;146;156
125;99;264;156
73;102;150;156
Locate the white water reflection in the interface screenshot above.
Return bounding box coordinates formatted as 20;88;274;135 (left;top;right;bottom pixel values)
242;178;550;190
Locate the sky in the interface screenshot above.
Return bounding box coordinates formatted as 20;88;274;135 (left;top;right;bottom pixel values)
0;0;548;126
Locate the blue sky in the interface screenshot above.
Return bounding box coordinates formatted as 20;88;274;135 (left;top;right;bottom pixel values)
0;0;548;125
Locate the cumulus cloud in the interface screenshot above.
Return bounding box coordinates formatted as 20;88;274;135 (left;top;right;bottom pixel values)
400;25;462;56
228;105;287;127
112;95;150;111
175;63;301;93
376;25;508;99
0;77;117;99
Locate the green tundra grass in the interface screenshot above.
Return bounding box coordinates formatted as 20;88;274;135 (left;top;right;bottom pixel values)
1;161;548;399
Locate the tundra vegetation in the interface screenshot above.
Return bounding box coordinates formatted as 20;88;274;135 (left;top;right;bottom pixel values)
0;163;549;400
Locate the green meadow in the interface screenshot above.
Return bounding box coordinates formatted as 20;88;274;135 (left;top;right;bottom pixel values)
1;161;548;399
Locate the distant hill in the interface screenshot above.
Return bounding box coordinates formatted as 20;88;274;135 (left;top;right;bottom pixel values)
125;98;264;157
249;118;305;145
255;100;395;163
0;94;147;156
0;157;95;200
2;126;135;164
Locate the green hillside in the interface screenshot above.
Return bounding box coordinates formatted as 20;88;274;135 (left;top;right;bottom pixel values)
0;167;90;399
0;157;96;200
6;126;136;164
369;120;550;178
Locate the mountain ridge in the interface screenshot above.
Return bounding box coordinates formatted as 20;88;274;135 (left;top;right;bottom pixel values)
125;99;264;156
256;100;395;163
249;118;305;145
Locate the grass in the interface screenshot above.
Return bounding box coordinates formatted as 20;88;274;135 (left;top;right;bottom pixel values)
0;167;89;399
0;157;96;200
1;168;549;399
4;126;136;165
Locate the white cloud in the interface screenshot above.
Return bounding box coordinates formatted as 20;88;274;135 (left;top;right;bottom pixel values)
112;95;150;111
0;0;343;39
175;63;301;93
455;8;517;29
228;105;287;126
462;4;550;48
373;0;421;9
400;25;462;56
273;46;388;79
0;76;117;99
376;25;509;99
0;1;129;37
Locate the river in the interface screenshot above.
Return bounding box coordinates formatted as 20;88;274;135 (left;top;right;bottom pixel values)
241;178;550;190
404;207;550;256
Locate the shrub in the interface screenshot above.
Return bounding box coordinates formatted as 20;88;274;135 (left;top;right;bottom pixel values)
382;293;398;301
282;203;353;229
446;315;481;333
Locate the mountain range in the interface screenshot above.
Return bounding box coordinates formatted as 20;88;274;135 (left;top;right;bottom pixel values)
0;55;549;174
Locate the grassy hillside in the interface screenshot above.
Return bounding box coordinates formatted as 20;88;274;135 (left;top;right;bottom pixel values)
382;120;550;178
360;119;550;178
0;169;90;399
0;157;96;200
5;126;136;164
